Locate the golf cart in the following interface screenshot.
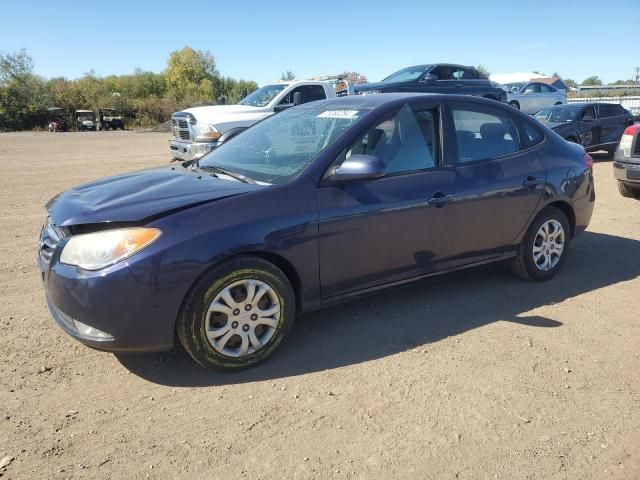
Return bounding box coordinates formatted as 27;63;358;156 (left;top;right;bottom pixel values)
47;107;67;132
98;108;125;131
76;110;96;131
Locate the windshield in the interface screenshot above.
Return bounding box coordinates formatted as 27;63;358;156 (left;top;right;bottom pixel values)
503;82;525;94
77;112;95;120
381;65;431;83
533;107;579;123
238;84;287;107
198;105;370;184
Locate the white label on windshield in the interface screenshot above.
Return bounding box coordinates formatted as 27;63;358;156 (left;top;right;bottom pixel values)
318;110;359;119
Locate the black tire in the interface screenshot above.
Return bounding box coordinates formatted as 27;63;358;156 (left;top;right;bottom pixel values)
509;101;520;110
618;181;640;199
511;206;571;282
177;255;295;371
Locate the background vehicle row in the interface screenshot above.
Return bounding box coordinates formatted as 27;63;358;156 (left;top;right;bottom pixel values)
503;81;566;114
533;103;635;156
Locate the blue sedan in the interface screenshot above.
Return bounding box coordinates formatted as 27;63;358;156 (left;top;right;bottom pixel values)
39;93;595;371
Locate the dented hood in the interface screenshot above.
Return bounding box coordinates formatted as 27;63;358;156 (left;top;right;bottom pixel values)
46;166;261;226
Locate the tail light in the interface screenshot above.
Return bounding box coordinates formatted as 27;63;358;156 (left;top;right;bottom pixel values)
619;124;640;157
584;153;593;169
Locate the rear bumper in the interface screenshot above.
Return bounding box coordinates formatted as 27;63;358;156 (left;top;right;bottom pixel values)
169;140;218;161
613;160;640;185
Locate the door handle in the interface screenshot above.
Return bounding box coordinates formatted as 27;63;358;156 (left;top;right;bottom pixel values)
428;193;454;207
523;177;545;189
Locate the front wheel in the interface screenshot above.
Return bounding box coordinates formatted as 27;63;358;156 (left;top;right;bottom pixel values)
511;207;570;281
509;101;520;110
177;255;295;371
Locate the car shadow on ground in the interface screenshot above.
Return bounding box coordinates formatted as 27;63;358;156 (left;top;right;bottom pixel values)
116;231;640;386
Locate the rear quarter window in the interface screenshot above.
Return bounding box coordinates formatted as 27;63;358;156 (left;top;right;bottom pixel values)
522;120;545;147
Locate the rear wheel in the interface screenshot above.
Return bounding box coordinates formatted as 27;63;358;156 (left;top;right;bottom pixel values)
618;181;640;199
509;101;520;110
511;207;570;282
177;255;295;371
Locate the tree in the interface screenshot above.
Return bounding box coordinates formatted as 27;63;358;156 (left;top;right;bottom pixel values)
280;70;296;81
475;65;490;78
564;78;578;89
581;76;602;86
610;79;633;85
0;48;33;84
0;48;50;130
342;71;368;84
165;47;218;100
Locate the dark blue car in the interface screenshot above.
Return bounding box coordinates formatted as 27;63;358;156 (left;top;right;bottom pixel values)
39;94;595;371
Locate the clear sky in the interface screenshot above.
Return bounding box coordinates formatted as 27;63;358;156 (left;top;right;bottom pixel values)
2;0;638;85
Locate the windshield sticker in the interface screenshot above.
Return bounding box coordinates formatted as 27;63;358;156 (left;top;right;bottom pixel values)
318;110;359;119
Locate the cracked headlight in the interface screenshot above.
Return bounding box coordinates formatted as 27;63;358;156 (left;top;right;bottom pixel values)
60;228;161;270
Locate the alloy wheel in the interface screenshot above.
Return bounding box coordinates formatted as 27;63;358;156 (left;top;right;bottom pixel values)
205;279;281;357
532;220;565;271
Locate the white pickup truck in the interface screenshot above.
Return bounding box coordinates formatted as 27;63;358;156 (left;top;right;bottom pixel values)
169;80;345;161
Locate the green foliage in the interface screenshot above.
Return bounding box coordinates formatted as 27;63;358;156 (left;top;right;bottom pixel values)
0;47;259;131
610;79;634;85
165;46;219;102
475;65;490;78
581;75;602;86
343;71;368;84
564;78;578;89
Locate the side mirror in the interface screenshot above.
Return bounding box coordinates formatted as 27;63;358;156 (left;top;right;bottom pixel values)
331;154;386;182
293;91;303;106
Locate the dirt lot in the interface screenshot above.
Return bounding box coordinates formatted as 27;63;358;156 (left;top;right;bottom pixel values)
0;131;638;479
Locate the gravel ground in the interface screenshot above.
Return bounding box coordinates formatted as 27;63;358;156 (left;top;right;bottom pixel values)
0;131;638;480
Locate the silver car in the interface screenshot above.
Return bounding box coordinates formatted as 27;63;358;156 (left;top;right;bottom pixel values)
504;82;566;114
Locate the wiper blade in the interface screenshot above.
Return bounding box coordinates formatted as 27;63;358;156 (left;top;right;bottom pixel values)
199;165;256;184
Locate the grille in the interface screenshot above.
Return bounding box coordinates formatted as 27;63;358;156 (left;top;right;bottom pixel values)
171;117;192;142
39;217;62;268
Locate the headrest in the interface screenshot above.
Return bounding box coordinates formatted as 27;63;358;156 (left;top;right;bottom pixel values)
480;123;509;142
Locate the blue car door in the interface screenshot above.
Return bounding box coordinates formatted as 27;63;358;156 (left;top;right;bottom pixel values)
445;101;546;265
317;103;456;299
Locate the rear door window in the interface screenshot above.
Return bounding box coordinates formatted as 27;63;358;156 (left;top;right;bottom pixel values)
450;104;521;163
524;83;541;94
539;84;554;92
598;104;624;118
279;85;327;105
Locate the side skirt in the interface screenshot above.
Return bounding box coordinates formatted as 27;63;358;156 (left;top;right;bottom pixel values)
315;252;517;310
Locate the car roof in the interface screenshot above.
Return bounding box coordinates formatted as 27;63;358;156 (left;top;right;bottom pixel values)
297;92;504;110
75;110;94;113
546;103;615;109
